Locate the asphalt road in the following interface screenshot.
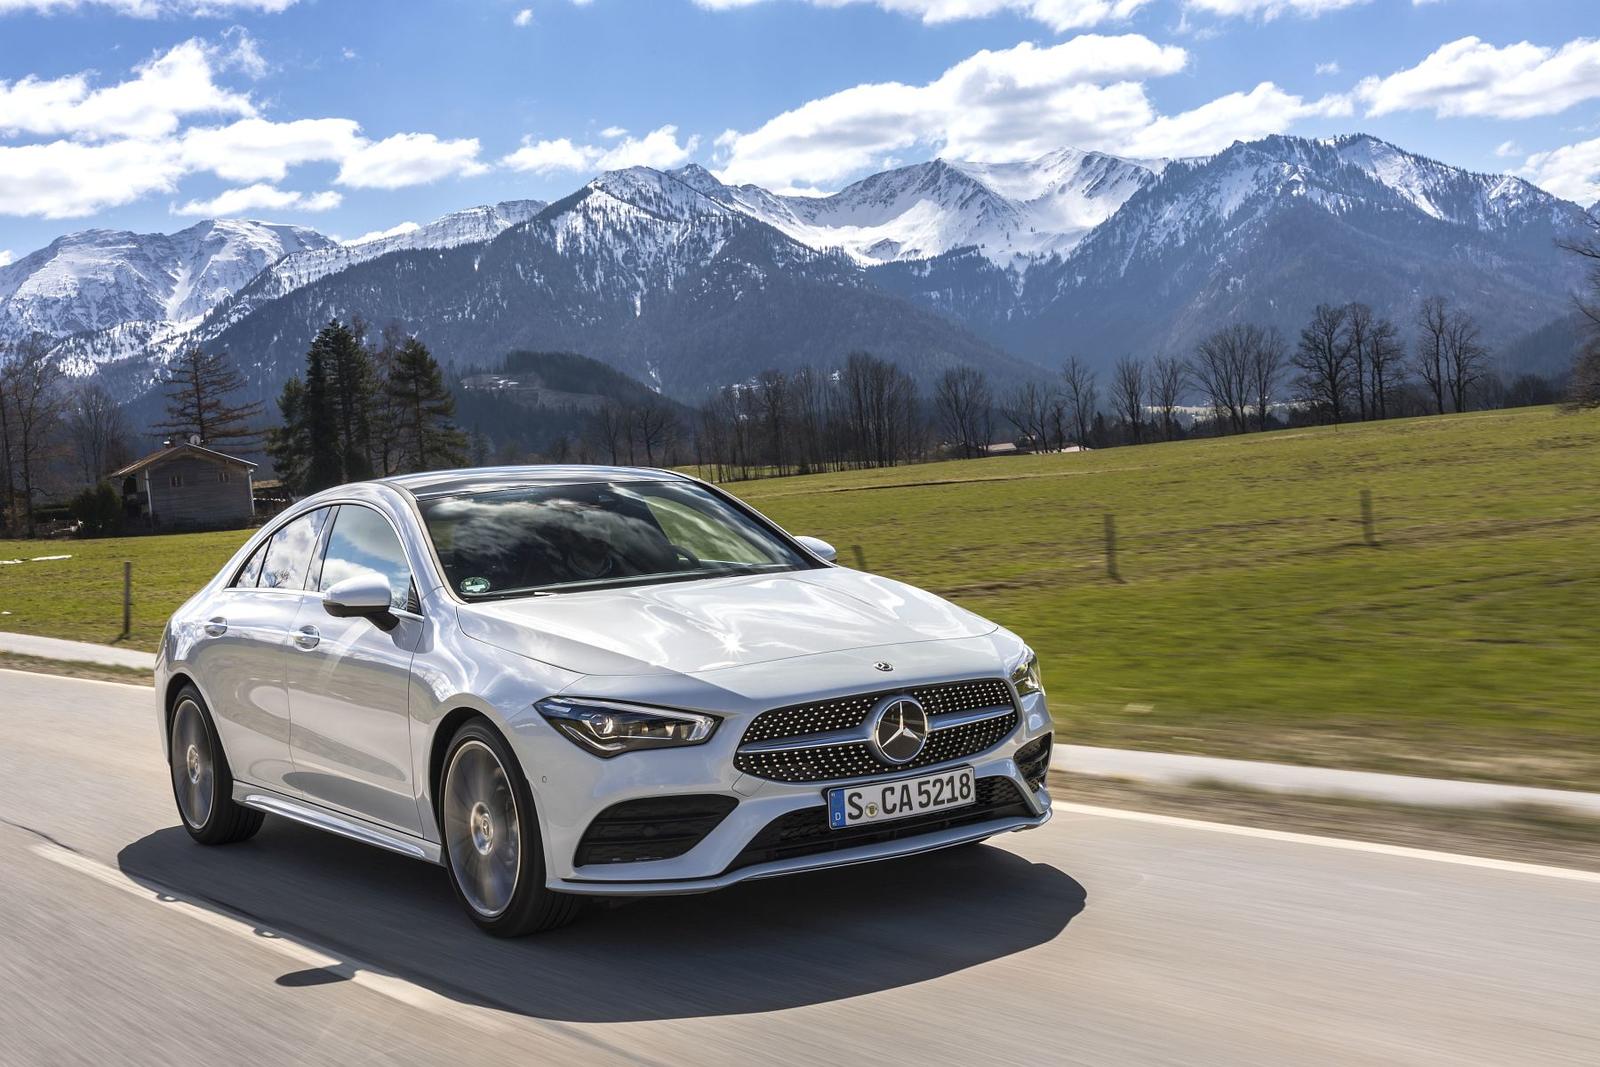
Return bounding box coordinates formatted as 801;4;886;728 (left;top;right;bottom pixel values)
2;669;1597;1066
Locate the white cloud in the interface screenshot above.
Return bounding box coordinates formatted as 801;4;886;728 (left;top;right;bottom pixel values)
0;0;297;13
715;35;1188;188
1183;0;1368;17
336;132;488;189
180;117;362;182
1493;139;1521;158
1124;81;1350;158
0;35;498;218
692;0;1153;32
0;249;12;267
597;125;699;170
502;136;600;175
1314;60;1340;76
600;125;628;139
346;220;421;246
502;124;699;175
0;38;255;141
1358;36;1600;119
173;182;341;216
1520;137;1600;206
512;7;532;25
0;139;185;218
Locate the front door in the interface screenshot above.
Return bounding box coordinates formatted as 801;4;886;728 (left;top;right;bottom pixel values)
186;507;331;792
284;504;424;834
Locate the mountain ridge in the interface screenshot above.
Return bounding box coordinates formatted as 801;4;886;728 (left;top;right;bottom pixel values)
4;132;1592;398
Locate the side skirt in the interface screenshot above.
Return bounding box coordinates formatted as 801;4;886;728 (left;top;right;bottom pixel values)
232;784;443;865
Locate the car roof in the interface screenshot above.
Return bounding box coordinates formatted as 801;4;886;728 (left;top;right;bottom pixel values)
380;465;690;499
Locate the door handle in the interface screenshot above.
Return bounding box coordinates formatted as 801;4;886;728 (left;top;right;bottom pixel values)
292;625;321;650
204;617;228;637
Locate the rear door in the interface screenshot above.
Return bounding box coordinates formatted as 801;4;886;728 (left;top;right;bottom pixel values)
285;504;425;834
187;507;330;793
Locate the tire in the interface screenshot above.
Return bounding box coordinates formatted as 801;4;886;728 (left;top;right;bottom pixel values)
439;719;581;936
169;685;263;845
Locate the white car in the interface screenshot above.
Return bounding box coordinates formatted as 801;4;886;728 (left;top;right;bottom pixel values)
157;467;1053;935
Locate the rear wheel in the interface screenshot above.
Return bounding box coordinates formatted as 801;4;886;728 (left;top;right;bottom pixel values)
169;686;263;845
440;719;581;936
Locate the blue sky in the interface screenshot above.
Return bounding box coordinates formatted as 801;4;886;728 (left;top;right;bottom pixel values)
2;0;1599;262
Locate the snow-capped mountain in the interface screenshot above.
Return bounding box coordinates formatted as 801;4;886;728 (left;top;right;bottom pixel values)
8;133;1593;398
203;199;545;335
908;133;1592;365
671;149;1159;266
0;219;333;348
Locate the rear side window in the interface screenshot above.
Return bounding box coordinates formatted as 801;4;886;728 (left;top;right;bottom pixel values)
259;508;330;591
318;506;414;611
232;542;267;588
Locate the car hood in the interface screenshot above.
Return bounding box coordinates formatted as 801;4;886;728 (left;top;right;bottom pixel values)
455;567;996;677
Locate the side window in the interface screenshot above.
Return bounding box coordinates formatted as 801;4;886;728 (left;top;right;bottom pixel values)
319;505;414;611
259;508;330;591
232;541;267;588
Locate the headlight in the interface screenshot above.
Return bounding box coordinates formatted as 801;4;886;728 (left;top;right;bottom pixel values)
535;697;719;757
1010;649;1043;697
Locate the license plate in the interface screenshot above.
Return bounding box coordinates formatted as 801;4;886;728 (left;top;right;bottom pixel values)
827;766;976;829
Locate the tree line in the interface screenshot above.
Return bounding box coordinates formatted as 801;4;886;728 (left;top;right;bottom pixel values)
267;319;468;497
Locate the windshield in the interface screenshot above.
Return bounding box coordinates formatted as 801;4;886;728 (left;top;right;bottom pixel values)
419;479;814;598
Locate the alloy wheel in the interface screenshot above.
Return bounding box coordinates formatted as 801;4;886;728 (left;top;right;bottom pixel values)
170;698;216;829
443;740;522;918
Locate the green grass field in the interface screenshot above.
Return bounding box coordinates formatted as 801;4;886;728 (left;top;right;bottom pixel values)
4;406;1597;788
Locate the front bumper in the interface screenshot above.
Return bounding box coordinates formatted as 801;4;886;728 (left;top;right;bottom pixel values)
504;655;1055;895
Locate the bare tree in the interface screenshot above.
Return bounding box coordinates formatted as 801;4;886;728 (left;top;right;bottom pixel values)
1367;316;1404;420
999;381;1054;451
1060;355;1098;447
1444;306;1489;413
66;381;132;485
1562;216;1600;408
1146;356;1186;440
755;369;791;475
1294;303;1354;424
1414;295;1450;415
1344;302;1375;421
1189;325;1253;434
934;366;993;458
153;347;263;446
1111;357;1146;444
632;394;678;466
1248;326;1287;431
0;335;65;537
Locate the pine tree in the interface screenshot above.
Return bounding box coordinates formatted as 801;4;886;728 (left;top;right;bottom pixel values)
386;338;467;472
302;329;345;492
319;320;375;481
265;376;311;497
153;348;262;446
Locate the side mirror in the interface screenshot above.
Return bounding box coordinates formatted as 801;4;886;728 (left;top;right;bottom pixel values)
795;535;838;563
322;573;397;629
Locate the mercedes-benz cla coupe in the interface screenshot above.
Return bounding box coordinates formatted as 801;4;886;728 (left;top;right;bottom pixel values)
157;467;1053;935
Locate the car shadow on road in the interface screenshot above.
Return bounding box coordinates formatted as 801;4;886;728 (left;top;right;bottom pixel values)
118;818;1085;1022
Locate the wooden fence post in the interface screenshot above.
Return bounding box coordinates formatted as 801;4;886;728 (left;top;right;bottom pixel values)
121;561;132;640
1103;513;1121;581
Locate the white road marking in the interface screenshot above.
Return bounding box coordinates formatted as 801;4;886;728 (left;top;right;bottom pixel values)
1054;802;1600;884
30;841;514;1033
0;666;150;691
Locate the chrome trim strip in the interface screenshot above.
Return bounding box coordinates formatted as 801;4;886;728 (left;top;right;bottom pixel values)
553;806;1052;896
735;703;1015;755
235;787;442;864
927;704;1016;730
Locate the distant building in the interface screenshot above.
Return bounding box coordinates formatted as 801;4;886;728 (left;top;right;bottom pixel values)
111;441;257;531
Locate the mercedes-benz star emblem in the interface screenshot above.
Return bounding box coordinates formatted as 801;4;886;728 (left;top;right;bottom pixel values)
873;661;894;672
868;695;929;765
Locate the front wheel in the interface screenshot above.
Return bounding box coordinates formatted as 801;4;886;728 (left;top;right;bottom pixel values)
169;686;263;845
439;719;581;936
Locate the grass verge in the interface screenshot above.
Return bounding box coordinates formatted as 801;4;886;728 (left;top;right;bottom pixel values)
0;651;154;686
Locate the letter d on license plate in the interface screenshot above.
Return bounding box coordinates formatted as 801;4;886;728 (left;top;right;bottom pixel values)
827;766;976;829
